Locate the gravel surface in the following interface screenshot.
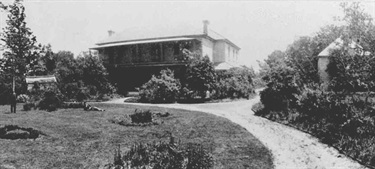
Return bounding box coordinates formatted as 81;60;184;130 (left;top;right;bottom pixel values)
105;94;367;169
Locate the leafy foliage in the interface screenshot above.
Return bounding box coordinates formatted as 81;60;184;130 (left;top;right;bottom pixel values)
139;69;181;103
105;137;213;169
129;109;153;124
213;66;255;99
255;88;375;166
181;55;217;99
49;51;116;101
109;109;168;127
260;63;300;111
23;102;35;111
285;36;320;84
327;50;375;92
0;1;43;103
0;1;41;78
37;89;63;112
257;3;375;167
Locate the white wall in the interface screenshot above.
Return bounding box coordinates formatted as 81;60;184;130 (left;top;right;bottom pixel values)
200;38;214;61
224;42;239;64
213;41;225;63
318;56;330;83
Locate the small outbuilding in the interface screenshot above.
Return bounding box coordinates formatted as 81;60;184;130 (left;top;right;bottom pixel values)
25;75;57;91
317;37;365;83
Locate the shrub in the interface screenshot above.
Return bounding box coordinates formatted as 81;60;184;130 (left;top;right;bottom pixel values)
23;102;35;111
213;67;255;99
129;109;153;124
109;109;168;127
37;90;63;112
255;86;375;167
139;69;181;103
105;136;213;169
184;143;214;169
182;55;217;99
260;66;300;111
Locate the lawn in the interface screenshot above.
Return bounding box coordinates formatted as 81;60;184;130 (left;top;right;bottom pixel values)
0;103;273;169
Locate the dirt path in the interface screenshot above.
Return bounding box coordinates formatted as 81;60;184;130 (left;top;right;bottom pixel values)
105;95;367;169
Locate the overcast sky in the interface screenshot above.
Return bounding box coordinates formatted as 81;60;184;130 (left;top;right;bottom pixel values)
1;1;374;70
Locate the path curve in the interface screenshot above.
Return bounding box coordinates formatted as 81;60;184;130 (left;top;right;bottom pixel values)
104;95;367;169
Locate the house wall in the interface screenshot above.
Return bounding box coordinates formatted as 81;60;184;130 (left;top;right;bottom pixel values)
213;41;225;63
212;40;240;65
227;43;239;64
318;56;330;83
27;83;57;91
98;39;201;66
200;38;214;61
221;42;239;64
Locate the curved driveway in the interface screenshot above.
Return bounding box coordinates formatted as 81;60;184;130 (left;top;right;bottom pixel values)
106;94;367;169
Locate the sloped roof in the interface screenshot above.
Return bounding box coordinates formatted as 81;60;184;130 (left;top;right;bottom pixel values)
26;75;57;84
214;62;239;70
92;37;195;49
318;37;363;57
95;24;240;49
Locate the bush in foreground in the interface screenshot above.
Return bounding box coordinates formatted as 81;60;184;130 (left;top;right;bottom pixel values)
105;136;213;169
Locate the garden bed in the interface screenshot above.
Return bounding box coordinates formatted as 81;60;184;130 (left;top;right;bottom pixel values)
0;103;273;168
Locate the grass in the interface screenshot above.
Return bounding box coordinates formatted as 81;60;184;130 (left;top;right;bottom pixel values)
0;103;273;169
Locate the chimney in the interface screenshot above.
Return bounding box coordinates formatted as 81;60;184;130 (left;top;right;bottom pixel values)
108;30;115;37
203;20;209;35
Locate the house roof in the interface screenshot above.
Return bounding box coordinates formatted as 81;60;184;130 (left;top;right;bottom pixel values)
318;37;363;57
26;75;57;84
92;37;195;49
94;24;240;49
214;62;239;70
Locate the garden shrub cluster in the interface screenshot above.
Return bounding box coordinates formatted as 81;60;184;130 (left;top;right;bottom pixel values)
129;109;153;124
139;55;255;103
213;67;255;99
255;3;375;167
260;66;300;111
139;69;181;103
22;87;64;112
180;55;217;100
37;90;63;112
23;102;35;111
109;109;169;127
257;61;375;166
256;89;375;166
105;136;213;169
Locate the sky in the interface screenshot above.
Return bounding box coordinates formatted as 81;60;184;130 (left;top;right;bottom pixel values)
1;0;375;70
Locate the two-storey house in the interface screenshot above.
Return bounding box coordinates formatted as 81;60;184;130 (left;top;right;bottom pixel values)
91;21;240;92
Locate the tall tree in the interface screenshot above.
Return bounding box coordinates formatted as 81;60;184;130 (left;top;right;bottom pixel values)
325;2;375;92
0;0;41;93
